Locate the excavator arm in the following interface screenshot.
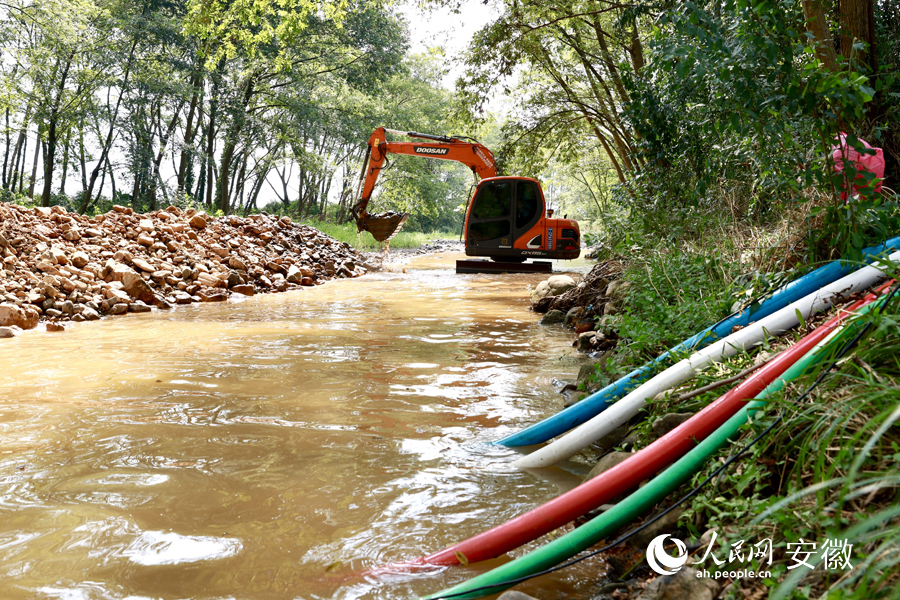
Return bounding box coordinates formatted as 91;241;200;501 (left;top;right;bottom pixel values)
351;127;498;242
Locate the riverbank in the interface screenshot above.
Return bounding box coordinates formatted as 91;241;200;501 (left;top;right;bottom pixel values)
514;242;900;600
0;202;375;336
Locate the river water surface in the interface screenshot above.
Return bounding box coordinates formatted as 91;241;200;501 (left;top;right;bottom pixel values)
0;251;604;600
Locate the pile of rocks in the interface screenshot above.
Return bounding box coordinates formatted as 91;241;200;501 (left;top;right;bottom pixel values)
532;261;627;353
0;202;371;336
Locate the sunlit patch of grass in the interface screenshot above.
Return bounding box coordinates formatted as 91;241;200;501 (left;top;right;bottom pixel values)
297;220;458;251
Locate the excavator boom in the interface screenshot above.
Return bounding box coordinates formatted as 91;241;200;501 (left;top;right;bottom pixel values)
351;128;497;242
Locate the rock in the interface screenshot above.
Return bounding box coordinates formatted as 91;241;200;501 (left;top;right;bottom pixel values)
286;264;304;283
82;307;101;321
105;261;155;304
651;413;693;438
564;306;584;326
0;200;367;326
45;322;66;332
548;275;576;295
197;272;223;288
595;423;632;451
754;350;773;366
531;274;577;303
634;567;720;600
586;451;632;481
0;326;21;338
651;389;676;404
132;258;154;272
539;309;565;325
189;213;208;229
50;247;68;265
605;279;626;297
231;284;255;296
620;432;639;451
128;302;152;313
226;272;243;288
0;303;39;330
627;507;685;550
497;592;540;600
197;290;227;302
576;330;597;352
576;363;596;390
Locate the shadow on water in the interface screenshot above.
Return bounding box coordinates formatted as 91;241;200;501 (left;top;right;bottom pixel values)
0;251;604;599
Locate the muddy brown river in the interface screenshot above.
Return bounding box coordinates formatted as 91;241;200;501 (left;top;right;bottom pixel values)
0;251;605;600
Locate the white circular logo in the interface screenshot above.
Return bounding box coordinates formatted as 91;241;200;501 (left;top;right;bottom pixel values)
646;534;688;575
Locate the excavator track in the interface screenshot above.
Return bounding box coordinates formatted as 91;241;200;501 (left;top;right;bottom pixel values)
456;259;552;274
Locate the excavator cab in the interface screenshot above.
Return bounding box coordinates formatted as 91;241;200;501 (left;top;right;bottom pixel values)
464;177;581;262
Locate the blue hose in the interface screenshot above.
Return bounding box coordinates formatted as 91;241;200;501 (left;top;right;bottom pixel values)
498;235;900;447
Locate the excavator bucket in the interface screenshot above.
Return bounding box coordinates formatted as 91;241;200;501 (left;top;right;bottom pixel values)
357;211;410;243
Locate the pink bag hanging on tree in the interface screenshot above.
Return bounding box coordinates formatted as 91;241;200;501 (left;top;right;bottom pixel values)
831;133;886;200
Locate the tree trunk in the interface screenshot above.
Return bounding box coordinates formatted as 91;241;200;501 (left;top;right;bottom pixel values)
95;157;107;205
205;86;217;210
630;27;645;73
803;0;838;71
9;103;32;191
591;18;630;106
59;136;70;195
41;52;74;207
106;154;116;204
28;130;40;198
2;108;9;189
79;124;88;198
176;71;203;196
217;76;255;214
839;0;876;69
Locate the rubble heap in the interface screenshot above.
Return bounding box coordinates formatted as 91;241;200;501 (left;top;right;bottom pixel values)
0;202;371;335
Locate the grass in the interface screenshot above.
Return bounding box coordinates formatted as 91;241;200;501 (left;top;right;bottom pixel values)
297;220;459;251
577;216;900;598
607;282;900;599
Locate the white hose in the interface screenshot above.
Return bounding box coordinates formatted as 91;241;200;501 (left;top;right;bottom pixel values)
513;251;900;469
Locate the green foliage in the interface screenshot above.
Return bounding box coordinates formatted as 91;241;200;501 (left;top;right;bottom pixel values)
677;287;900;598
184;0;347;67
591;240;738;385
623;0;897;257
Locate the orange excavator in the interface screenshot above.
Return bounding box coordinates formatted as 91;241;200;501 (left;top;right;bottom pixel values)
351;127;580;270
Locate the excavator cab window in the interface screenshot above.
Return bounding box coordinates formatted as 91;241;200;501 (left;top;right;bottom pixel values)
472;181;511;219
469;181;513;244
516;182;540;229
469;179;544;247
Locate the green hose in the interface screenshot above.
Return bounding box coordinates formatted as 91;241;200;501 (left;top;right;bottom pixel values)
423;299;881;600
